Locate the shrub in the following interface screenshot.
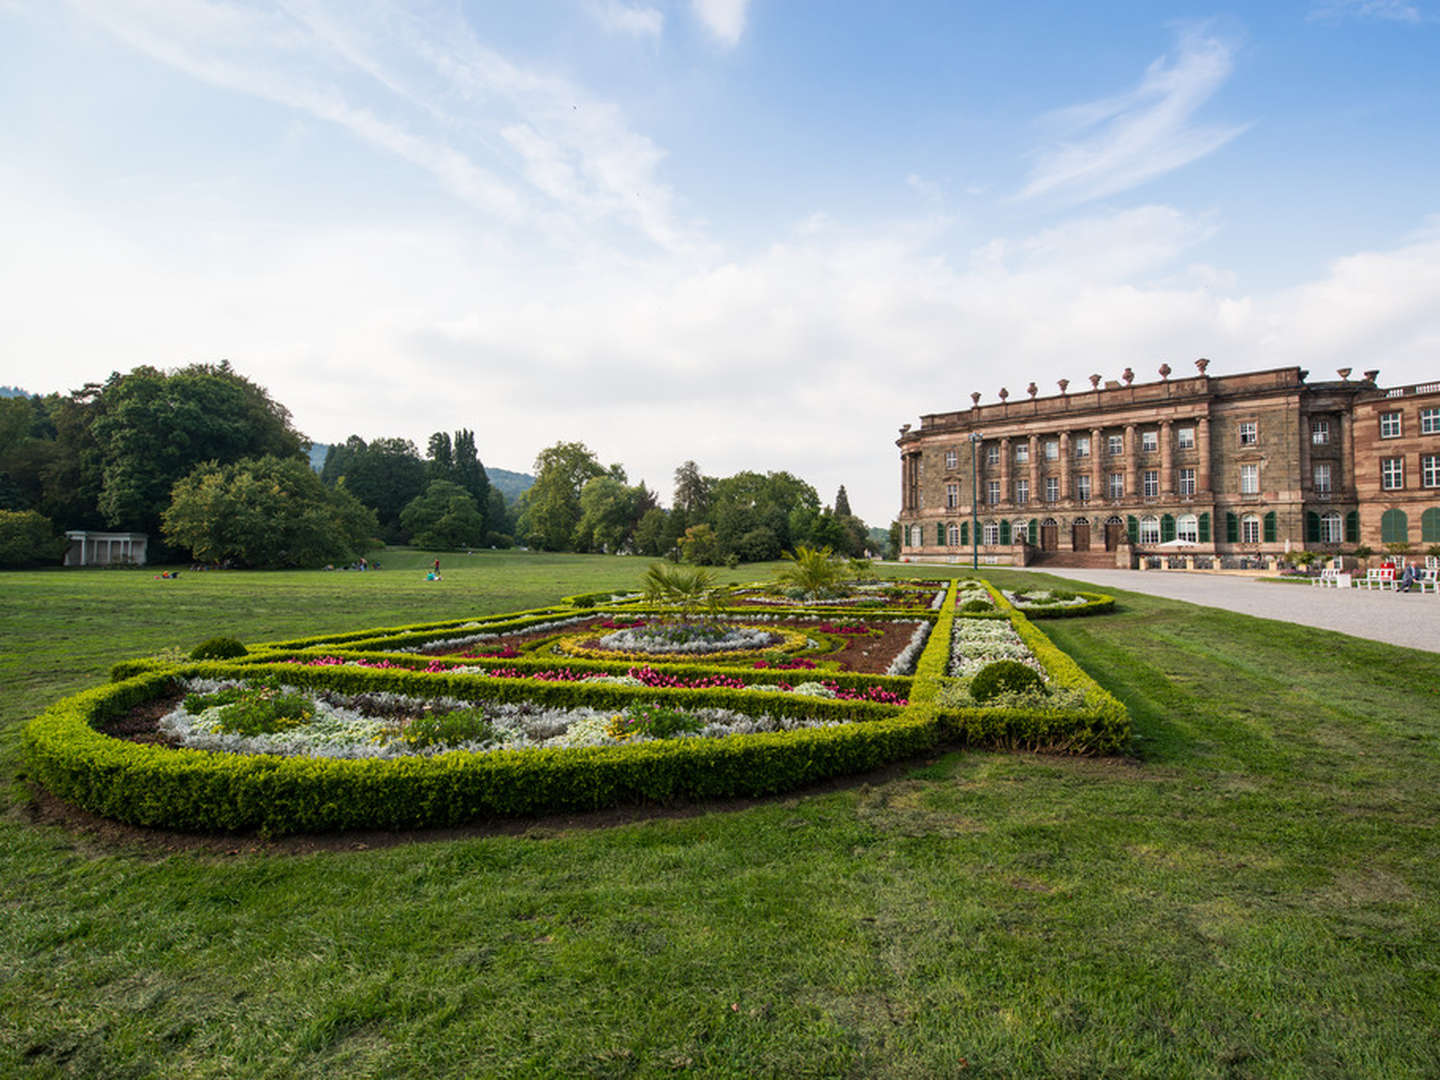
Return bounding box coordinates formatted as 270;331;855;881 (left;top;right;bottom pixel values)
190;636;249;660
0;509;65;568
969;660;1045;702
960;598;993;613
402;708;496;750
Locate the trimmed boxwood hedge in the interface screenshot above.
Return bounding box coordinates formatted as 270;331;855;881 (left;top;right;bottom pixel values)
25;577;1130;834
1010;591;1116;618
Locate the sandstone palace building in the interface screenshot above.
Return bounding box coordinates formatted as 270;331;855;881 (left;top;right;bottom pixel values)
896;360;1440;566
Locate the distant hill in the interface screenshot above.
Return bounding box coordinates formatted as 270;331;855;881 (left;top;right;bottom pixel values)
307;443;329;472
487;467;534;502
0;386;30;398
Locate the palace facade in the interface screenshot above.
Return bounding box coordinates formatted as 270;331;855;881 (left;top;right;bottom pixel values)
896;361;1440;565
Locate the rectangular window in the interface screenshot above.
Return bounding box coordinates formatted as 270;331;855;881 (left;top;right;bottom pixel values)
1238;421;1257;446
1045;476;1059;502
1177;516;1198;543
1143;470;1159;497
1075;475;1091;501
1074;435;1090;458
1177;426;1195;450
985;444;999;466
1014;479;1029;505
987;480;1000;505
1422;407;1440;435
1141;430;1158;453
1312;463;1331;495
1044;440;1059;461
1381;458;1404;490
945;483;959;509
1014;444;1030;464
1241;515;1260;543
1240;463;1259;495
944;449;957;470
1424;455;1440;488
1107;472;1124;499
1107;434;1124;456
1178;468;1196;496
1311;418;1330;445
1380;412;1402;438
983;522;1000;546
1320;513;1343;544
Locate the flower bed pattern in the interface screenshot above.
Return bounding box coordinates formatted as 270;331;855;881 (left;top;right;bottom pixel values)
24;577;1130;834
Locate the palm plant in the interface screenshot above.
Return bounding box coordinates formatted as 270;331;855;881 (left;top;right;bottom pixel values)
642;562;720;624
776;544;848;597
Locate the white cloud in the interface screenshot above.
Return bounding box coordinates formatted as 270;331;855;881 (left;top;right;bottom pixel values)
67;0;701;252
692;0;749;47
1307;0;1424;22
590;0;664;37
1019;25;1249;204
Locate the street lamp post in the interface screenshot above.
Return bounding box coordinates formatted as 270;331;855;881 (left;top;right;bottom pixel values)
969;431;983;571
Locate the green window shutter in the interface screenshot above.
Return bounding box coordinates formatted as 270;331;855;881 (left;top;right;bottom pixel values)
960;521;969;546
936;522;946;545
1381;509;1408;544
1198;512;1210;543
1345;510;1360;544
1028;518;1038;543
1305;512;1320;543
1226;512;1239;542
1263;511;1277;543
999;520;1011;545
1126;516;1138;544
1423;507;1440;544
1161;514;1175;542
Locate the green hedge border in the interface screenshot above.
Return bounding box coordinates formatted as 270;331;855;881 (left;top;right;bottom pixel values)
1009;590;1116;619
26;578;1130;834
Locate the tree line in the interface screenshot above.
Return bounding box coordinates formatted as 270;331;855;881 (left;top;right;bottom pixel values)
0;363;877;568
514;445;872;564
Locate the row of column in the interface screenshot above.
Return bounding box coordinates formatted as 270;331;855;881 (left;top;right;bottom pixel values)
984;418;1211;503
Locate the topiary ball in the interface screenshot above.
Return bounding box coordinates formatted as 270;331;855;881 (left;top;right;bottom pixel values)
969;659;1044;702
190;636;249;660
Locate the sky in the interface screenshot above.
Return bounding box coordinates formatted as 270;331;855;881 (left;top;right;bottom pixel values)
1;1;1438;527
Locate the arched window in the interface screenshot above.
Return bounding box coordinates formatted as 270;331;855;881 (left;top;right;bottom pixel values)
947;522;959;546
1381;509;1409;544
908;524;922;548
1013;519;1030;545
1320;511;1343;544
1422;507;1440;543
1176;514;1198;542
1241;513;1261;544
1139;515;1161;544
983;520;1000;546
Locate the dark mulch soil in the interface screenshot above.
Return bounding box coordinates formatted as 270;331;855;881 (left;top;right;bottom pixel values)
94;692;183;748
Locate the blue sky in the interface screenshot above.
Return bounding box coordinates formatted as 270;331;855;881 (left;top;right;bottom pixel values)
2;0;1437;527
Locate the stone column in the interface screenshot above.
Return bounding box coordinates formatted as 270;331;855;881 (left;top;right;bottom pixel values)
1000;438;1011;506
1028;434;1040;506
1196;417;1211;494
1060;432;1072;499
1091;426;1103;502
1299;412;1312;497
1160;419;1174;495
1124;424;1138;498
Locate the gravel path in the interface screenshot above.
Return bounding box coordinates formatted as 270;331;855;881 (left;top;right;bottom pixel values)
1034;569;1440;654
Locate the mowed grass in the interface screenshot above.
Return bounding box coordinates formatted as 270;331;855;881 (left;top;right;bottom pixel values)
3;553;1439;1078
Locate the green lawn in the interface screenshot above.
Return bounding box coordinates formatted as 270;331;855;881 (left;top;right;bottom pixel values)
3;552;1439;1078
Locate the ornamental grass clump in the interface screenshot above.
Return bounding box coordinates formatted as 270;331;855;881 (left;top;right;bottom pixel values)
401;708;497;750
605;702;704;741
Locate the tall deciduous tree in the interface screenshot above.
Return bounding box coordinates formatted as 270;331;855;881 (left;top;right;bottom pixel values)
673;460;713;515
399;480;487;550
91;363;306;538
163;455;375;568
320;436;428;540
519;441;605;551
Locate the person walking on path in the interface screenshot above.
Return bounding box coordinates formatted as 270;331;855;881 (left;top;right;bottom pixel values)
432;557;440;576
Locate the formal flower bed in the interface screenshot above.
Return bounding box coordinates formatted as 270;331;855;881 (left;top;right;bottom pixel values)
24;576;1131;833
158;678;861;759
